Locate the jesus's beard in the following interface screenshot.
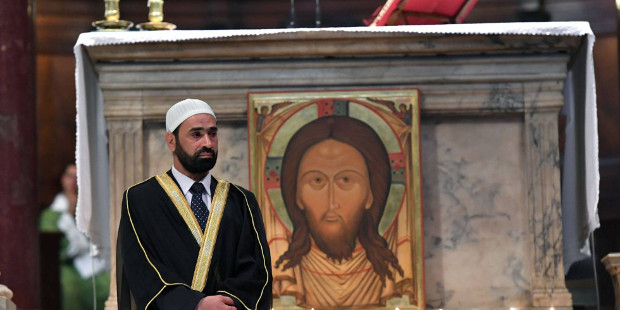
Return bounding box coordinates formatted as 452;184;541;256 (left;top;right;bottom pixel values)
306;213;363;263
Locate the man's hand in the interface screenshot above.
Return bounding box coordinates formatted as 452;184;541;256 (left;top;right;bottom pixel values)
195;295;236;310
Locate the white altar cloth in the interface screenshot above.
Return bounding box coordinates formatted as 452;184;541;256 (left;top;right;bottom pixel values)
73;22;599;271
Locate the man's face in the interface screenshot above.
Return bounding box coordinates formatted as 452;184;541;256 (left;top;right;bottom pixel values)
172;113;218;174
296;139;373;261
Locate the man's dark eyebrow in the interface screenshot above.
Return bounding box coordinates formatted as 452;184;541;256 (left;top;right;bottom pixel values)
188;126;218;132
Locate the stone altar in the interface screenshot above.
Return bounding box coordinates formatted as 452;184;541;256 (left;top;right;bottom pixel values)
602;254;620;310
74;23;597;309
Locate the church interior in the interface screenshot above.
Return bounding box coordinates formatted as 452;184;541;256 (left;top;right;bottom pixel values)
1;0;620;309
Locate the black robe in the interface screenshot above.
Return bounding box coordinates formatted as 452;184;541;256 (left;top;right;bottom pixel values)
117;171;272;310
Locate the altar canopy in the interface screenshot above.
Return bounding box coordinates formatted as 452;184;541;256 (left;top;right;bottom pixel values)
73;22;599;309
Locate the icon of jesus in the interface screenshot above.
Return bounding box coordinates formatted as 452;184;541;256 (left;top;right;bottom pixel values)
275;116;404;308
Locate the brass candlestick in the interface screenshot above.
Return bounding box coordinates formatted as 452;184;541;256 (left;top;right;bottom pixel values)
92;0;133;31
137;0;176;30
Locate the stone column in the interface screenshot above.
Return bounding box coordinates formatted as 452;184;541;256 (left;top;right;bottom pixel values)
0;0;39;309
103;108;144;310
524;109;573;309
601;253;620;310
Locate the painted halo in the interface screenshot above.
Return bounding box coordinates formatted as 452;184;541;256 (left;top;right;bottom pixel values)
263;98;407;237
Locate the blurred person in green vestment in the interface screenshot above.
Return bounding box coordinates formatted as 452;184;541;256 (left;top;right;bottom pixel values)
40;163;110;310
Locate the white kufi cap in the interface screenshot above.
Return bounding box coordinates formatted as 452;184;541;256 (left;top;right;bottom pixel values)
166;98;216;132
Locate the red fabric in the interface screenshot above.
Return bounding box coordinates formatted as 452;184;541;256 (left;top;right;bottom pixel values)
365;0;478;26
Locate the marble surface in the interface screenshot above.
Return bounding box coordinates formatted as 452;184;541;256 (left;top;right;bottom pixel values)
421;118;530;309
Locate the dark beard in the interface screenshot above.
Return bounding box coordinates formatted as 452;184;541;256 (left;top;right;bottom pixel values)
307;216;361;263
175;145;217;174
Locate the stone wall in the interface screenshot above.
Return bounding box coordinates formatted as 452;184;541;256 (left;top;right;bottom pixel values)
82;27;584;309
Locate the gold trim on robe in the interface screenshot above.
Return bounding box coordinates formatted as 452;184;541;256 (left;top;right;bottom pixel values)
155;173;204;244
216;184;270;310
125;178;192;310
155;173;231;292
192;179;230;291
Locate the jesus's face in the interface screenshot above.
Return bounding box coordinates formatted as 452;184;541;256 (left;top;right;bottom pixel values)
296;139;373;261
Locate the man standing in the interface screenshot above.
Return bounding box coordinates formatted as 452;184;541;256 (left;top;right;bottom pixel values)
117;99;272;310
